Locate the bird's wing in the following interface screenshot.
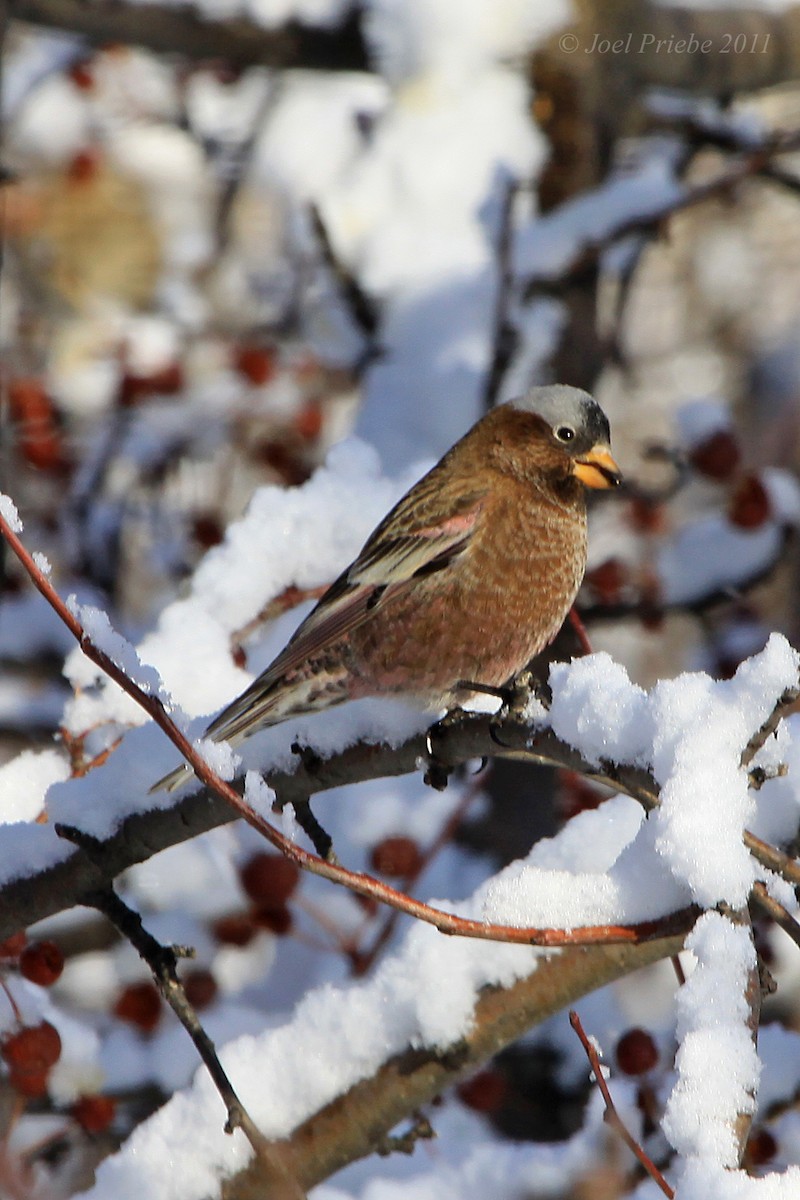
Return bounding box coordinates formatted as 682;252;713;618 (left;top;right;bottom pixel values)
205;490;486;739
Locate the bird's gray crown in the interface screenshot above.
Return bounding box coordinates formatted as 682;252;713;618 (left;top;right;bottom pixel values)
506;385;611;452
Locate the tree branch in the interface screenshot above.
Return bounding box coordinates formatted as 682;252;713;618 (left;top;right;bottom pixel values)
6;0;369;71
222;930;686;1198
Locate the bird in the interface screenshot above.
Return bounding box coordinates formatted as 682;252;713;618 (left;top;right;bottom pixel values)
153;385;621;794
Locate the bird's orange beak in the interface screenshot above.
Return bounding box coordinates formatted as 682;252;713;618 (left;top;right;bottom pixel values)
572;445;622;490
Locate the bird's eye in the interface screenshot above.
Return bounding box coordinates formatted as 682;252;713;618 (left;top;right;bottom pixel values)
555;426;575;443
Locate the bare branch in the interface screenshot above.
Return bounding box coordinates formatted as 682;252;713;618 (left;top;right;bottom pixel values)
570;1010;674;1198
7;0;368;71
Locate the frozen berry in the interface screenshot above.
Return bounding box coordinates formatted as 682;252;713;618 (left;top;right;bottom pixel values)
2;1022;62;1078
211;913;257;947
689;429;741;481
68;61;95;91
71;1093;117;1134
183;968;218;1011
67;149;101;184
239;853;299;908
233;344;277;386
584;558;629;606
253;904;292;936
628;497;667;535
294;403;324;442
615;1028;658;1076
114;982;161;1033
19;940;64;987
746;1127;777;1166
728;474;771;530
457;1069;508;1113
369;836;424;878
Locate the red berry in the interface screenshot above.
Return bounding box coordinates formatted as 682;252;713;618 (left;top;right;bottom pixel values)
119;363;184;407
457;1069;508;1113
728;474;772;530
584;558;629;606
67;149;101;184
68;61;95;91
233;344;277;386
0;932;27;959
294;403;323;442
615;1028;658;1075
114;982;161;1033
628;497;667;535
183;968;218;1011
211;913;257;947
689;429;741;481
747;1127;778;1166
9;1067;50;1098
252;904;292;936
369;836;424;878
71;1093;117;1133
19;940;64;987
2;1022;62;1073
239;853;299;908
191;513;224;549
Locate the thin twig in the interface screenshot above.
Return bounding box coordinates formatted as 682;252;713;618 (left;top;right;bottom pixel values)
62;868;305;1198
569;1011;674;1198
751;882;800;954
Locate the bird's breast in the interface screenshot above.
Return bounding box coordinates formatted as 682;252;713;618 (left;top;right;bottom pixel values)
349;485;588;701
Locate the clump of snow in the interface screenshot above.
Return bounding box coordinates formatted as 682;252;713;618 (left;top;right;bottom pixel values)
549;653;652;767
483;793;689;930
547;637;799;910
663;912;760;1165
9;73;91;164
32;550;51;575
657;516;783;608
0;492;23;533
197;736;239;783
364;0;569;85
0;749;69;824
651;634;798;908
123;314;181;377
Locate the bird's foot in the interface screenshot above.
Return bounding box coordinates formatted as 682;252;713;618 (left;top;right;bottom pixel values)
291;740;324;777
293;797;339;864
455;675;543;715
423;706;468;791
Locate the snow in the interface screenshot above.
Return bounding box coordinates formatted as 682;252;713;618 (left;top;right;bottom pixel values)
0;749;69;824
664;912;760;1166
548;636;799;910
657;517;784;607
0;492;23;532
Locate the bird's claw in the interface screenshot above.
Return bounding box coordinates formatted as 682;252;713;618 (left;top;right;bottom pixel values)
423;709;466;791
291;740;324;777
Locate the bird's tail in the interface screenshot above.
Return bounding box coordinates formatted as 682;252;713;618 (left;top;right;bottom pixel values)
149;672;349;794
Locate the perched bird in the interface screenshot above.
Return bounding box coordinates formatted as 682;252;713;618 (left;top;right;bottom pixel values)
154;385;620;793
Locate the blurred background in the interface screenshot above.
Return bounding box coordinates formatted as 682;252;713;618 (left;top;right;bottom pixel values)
2;0;800;1194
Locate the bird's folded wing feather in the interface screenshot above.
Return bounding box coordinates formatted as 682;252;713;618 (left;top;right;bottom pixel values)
205;491;486;738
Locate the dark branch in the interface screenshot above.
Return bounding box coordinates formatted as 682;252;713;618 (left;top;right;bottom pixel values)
8;0;369;71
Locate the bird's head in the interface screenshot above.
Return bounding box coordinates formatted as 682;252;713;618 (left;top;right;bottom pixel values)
506;385;622;490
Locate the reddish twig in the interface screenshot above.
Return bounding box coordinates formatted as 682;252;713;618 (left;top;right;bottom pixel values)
568;606;593;655
0;507;696;950
350;765;490;974
569;1011;674;1198
671;955;686;987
